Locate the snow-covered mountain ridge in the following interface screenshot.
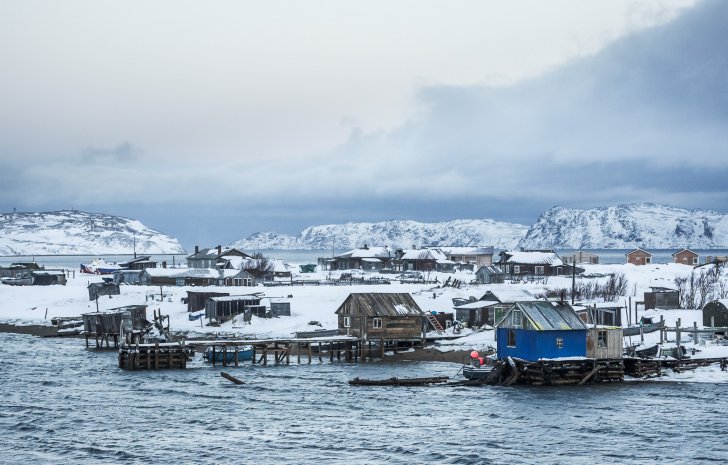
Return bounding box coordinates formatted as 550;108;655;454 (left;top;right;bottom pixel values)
0;211;185;255
232;219;529;250
518;204;728;249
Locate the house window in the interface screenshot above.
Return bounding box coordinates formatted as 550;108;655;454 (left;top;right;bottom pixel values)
535;266;544;275
372;318;382;328
507;329;516;347
556;337;564;349
344;317;351;328
645;257;651;264
513;265;520;274
504;265;510;274
512;310;522;328
693;257;698;265
598;330;608;348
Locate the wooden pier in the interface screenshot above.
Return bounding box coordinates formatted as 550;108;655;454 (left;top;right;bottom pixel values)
118;342;194;370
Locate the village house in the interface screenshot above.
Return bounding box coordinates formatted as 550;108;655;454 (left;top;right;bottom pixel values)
395;247;453;272
0;262;44;279
626;248;652;265
334;293;425;344
474;265;505;284
186;245;253;269
495;301;587;361
672;248;699;266
495;250;571;280
118;256;157;270
205;294;264;324
702;300;728;328
31;270;67;286
324;245;393;271
430;246;494;270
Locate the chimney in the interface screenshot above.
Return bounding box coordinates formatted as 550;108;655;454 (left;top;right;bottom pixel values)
217;245;222;256
195;245;199;254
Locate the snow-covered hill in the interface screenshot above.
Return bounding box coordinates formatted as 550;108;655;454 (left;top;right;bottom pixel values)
519;204;728;249
0;211;185;255
232;219;528;250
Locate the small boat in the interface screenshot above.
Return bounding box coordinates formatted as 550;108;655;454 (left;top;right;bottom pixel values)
80;258;122;275
622;318;665;337
0;273;34;286
462;364;495;380
203;346;253;363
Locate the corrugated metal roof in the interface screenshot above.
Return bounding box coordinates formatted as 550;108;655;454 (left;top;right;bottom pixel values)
515;301;586;331
335;293;423;317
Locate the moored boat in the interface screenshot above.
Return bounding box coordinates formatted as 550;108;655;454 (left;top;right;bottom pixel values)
0;273;34;286
203;346;254;363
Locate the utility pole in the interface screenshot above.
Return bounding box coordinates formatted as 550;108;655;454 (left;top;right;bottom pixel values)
571;255;576;304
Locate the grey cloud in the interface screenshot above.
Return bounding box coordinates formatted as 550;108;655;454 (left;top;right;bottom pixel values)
80;142;141;165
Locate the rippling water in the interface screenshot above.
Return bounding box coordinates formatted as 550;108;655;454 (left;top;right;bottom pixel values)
1;333;728;464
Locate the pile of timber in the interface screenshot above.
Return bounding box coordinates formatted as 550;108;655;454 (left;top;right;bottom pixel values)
349;376;448;386
514;358;624;386
625;356;728;378
119;342;194;370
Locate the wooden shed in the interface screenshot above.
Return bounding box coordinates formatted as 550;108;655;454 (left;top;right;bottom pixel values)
186;291;229;312
334;293;425;342
454;300;500;327
703;300;728;327
475;265;505;284
586;327;623;359
626;248;652;265
672;248;699;266
644;287;680;310
82;305;148;347
205;295;262;323
31;270;67;286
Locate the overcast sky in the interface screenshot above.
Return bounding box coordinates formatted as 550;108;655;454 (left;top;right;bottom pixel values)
3;0;726;248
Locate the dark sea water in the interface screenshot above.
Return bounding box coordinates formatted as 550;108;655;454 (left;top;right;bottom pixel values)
1;333;728;465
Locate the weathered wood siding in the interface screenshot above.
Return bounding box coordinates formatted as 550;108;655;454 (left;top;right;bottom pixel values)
586;328;623;359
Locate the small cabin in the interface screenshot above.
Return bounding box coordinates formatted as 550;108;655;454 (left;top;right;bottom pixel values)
703;300;728;327
495;301;587;361
186;291;229;312
626;248;652;266
335;293;424;342
113;269;143;285
454;300;500;327
644;287;680;310
672;248;698;266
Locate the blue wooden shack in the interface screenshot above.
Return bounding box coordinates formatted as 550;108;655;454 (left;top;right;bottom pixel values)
495;301;587;361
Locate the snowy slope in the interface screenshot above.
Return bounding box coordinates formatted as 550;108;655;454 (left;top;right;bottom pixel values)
519;204;728;249
232;219;528;250
0;211;185;255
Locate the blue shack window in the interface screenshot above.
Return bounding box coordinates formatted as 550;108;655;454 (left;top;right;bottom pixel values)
507;329;516;347
556;337;564;349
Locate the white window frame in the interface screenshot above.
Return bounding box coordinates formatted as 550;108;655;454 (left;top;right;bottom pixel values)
556;337;564;349
513;265;520;274
598;330;608;348
372;317;382;329
645;257;651;264
344;316;351;328
535;265;544;275
512;310;522;328
693;257;698;265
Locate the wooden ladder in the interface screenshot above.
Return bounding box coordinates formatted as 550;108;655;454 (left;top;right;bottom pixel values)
425;313;445;334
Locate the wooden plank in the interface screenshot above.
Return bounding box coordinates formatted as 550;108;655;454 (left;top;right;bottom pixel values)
221;371;244;385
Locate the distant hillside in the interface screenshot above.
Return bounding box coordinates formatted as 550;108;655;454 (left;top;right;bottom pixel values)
0;210;185;255
519;203;728;249
231;219;528;250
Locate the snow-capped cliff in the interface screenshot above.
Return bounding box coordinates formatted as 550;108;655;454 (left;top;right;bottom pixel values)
518;204;728;249
0;210;185;255
231;219;528;250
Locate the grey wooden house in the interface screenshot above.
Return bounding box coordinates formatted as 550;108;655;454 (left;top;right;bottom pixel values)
335;293;425;343
205;295;264;323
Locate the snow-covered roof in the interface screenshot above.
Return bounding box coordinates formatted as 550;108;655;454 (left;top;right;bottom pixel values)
337;246;392;259
400;248;448;261
208;295;262;303
502;251;563;266
626;248;651;257
455;300;499;309
434;246;494;256
481;288;535;303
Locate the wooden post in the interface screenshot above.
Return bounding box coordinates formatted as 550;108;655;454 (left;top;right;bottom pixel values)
212;345;216;367
381;338;385;359
263;348;268;366
223;345;228;367
693;322;699;345
308;343;312;364
330;343;334;362
318;342;323;363
297;343;301;364
234;347;239;367
676;318;682;346
286;344;290;365
154;342;160;370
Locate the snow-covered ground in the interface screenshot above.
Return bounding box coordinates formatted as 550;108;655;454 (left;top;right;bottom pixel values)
2;261;728;382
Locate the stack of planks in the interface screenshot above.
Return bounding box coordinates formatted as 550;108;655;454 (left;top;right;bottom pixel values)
119;342;194;370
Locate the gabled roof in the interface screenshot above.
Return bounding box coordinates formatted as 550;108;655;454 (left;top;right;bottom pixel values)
477;265;504;274
430;246;495;256
672;248;698;257
334;293;423;317
626;248;652;257
500;251;564;266
187;247;252;261
454;300;499;310
497;301;586;331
